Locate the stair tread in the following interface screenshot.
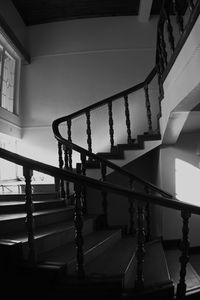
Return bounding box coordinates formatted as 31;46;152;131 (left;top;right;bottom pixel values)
0;206;74;221
143;240;172;288
1;217;93;243
165;249;200;292
38;229;121;265
85;236;136;278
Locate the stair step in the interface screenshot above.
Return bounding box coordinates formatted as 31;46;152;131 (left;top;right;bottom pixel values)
2;217;94;258
0;206;74;234
0;192;59;201
165;249;200;295
85;236;137;288
39;229;122;273
117;143;143;150
124;240;174;299
138;133;161;142
96;152;124;160
0;199;65;214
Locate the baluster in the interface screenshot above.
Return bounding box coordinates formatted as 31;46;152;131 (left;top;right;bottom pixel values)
124;95;132;144
158;19;168;67
172;0;184;34
187;0;194;12
108;102;114;150
80;153;87;215
67;119;73;169
164;8;175;53
129;178;135;235
63;144;70;201
23;167;36;263
144;186;151;242
58;142;65;199
157;33;165;75
144;84;153;134
86;111;92;154
135;200;146;290
176;210;191;299
74;175;85;279
101;162;108;228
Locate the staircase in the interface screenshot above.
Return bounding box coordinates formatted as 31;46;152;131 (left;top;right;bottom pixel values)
0;185;174;300
1;1;200;300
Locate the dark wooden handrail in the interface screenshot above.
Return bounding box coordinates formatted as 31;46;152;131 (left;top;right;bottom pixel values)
0;147;200;215
52;122;172;198
52;67;174;198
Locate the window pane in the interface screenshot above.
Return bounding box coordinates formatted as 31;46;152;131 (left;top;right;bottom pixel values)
1;51;16;113
0;45;3;82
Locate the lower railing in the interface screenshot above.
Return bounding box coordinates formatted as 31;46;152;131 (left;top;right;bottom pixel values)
0;147;200;298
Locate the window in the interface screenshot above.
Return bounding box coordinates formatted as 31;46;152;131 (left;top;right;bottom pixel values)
0;43;17;114
175;158;200;206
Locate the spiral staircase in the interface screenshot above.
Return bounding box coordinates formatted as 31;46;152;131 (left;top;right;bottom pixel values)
1;1;200;299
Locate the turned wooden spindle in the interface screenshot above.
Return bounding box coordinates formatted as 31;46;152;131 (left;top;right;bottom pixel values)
176;210;191;299
187;0;195;12
164;7;175;53
86;111;92;154
101;162;108;228
108;102;114;150
144;85;153;134
129;178;135;235
144;186;151;242
58;142;65;199
172;0;184;34
67;119;73;169
124;95;132;144
23;167;36;263
63;144;70;200
135;200;146;290
74;177;85;279
80;153;87;214
158;19;168;67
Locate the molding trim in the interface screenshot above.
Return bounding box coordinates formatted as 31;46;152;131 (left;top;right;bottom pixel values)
31;47;155;60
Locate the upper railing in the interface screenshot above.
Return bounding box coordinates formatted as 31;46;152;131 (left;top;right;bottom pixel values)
156;0;200;100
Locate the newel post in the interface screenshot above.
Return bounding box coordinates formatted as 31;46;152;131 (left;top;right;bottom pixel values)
23;167;36;263
176;210;191;299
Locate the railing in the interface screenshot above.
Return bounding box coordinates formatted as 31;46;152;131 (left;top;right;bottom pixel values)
156;0;200;102
0;147;200;298
0;0;199;298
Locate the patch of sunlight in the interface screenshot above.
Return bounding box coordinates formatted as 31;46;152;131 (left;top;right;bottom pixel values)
175;158;200;206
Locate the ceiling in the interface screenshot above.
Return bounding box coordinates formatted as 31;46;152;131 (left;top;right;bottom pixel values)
11;0;187;26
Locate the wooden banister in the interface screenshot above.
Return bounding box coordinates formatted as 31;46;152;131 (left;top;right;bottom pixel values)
1;148;200;216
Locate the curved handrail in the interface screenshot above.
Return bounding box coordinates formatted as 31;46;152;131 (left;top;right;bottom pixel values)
52;67;172;198
0;148;200;215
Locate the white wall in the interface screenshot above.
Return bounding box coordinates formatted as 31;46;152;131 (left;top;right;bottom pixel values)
20;16;159;164
159;132;200;247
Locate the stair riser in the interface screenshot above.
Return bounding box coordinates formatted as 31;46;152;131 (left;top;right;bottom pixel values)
0;193;58;201
0;209;74;234
67;230;122;274
22;218;94;259
0;201;65;214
